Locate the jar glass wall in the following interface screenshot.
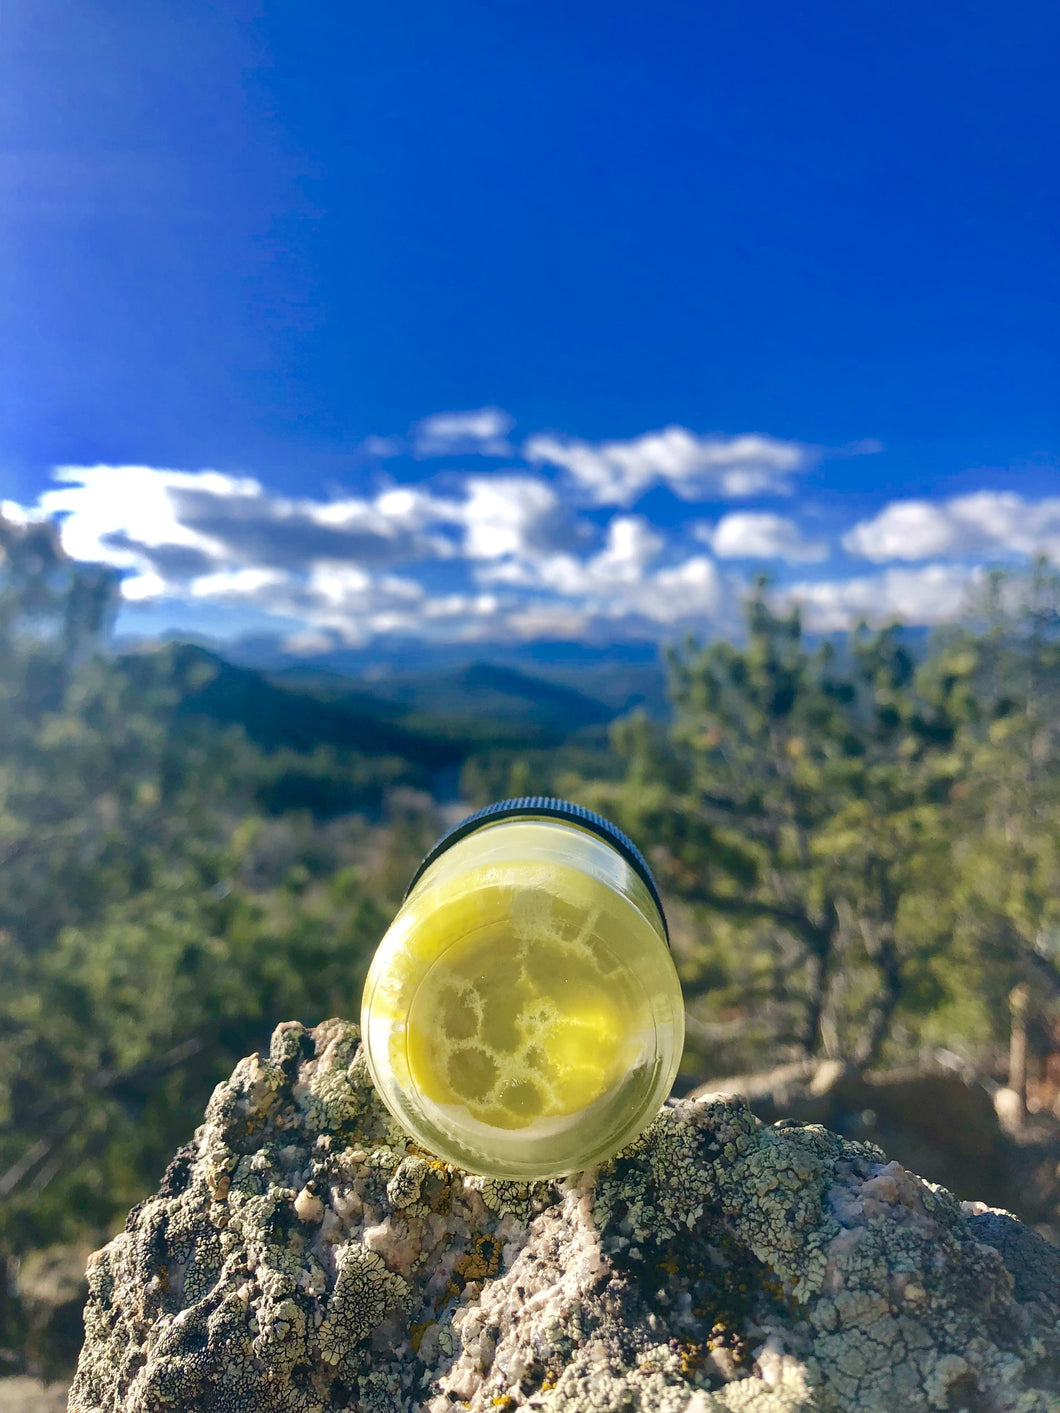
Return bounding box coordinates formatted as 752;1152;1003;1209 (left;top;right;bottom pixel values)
360;813;684;1179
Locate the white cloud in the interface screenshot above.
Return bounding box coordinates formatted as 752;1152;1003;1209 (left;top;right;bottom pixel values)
8;464;469;644
120;570;168;602
786;564;978;631
178;559;466;647
480;516;659;592
13;458;733;639
704;512;828;563
458;474;585;560
371;485;460;528
844;492;1060;563
281;629;337;656
39;465;244;575
635;555;724;624
1;499;30;525
38;463;583;586
413;407;514;458
421;591;501;622
312;566;424;611
503;603;594;640
478;516;722;627
189;566;290;601
16;436;1024;652
31;465;460;595
591;516;665;580
525;427;814;505
14;461;598;646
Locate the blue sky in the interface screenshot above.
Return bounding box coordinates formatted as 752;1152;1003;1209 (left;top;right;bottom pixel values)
2;0;1058;651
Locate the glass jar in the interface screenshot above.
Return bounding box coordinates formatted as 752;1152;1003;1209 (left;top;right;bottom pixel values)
360;798;684;1180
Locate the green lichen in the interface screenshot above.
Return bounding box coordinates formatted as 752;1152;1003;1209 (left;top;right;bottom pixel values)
316;1243;409;1368
386;1157;433;1214
68;1023;1060;1413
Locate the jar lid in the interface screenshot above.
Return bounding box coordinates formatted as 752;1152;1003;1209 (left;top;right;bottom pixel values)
404;796;669;942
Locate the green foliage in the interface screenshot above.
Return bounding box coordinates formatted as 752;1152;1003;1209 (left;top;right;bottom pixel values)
928;559;1060;1031
458;728;624;807
0;518;397;1256
1;511;1058;1283
577;569;1060;1080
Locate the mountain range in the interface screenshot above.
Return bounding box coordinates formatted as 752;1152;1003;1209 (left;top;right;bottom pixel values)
119;641;669;771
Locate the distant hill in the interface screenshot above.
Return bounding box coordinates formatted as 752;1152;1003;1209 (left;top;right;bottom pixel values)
115;643;440;763
522;660;671;718
223;634;672;722
115;643;637;773
119;626;936;748
222;632;665;679
308;661;618;730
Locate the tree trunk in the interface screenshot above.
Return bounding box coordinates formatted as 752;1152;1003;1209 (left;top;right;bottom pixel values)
800;901;841;1057
1007;982;1030;1131
851;920;903;1069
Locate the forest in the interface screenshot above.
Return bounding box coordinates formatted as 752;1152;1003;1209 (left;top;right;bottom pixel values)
1;510;1059;1376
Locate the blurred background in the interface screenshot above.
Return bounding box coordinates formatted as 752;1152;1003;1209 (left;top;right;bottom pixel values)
1;0;1058;1403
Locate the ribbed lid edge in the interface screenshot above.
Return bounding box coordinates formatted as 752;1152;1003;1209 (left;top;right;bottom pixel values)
403;796;668;943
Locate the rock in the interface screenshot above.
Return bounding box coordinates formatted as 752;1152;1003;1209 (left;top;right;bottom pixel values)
994;1087;1026;1136
69;1020;1060;1412
689;1062;1020;1220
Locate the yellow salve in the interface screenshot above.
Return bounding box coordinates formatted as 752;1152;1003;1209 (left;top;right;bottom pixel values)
361;815;684;1179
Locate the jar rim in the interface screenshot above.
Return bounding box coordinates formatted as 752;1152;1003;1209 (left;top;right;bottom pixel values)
403;796;669;943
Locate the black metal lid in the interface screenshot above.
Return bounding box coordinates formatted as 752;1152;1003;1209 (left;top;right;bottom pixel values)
404;796;668;942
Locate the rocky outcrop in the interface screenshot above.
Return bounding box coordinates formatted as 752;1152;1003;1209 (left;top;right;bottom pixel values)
70;1020;1060;1412
687;1057;1060;1245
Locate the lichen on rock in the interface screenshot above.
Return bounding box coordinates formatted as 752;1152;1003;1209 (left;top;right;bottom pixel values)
69;1020;1060;1412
